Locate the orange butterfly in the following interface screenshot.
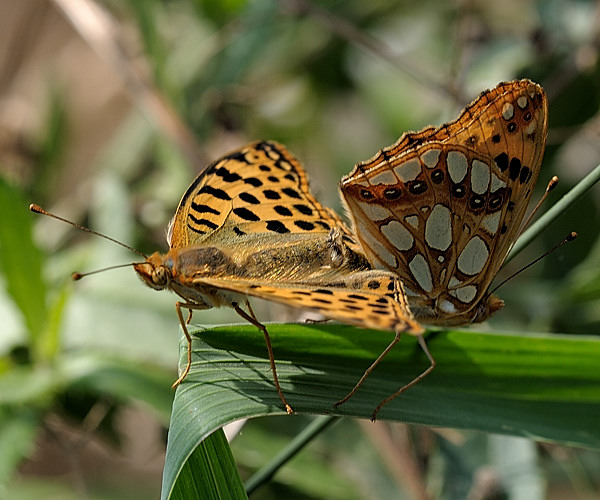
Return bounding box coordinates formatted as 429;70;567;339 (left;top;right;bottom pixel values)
33;141;423;416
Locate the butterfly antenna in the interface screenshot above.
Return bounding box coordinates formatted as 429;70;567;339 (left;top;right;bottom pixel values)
517;176;559;240
72;264;141;280
29;204;148;259
490;231;577;295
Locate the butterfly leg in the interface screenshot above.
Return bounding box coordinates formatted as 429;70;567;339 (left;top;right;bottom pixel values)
172;301;210;389
333;334;435;421
233;301;294;415
370;335;436;421
333;331;404;411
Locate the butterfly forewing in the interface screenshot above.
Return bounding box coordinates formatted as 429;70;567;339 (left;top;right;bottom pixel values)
169;141;352;249
340;80;548;325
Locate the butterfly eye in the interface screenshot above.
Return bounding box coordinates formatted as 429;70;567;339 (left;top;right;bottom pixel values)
153;266;169;286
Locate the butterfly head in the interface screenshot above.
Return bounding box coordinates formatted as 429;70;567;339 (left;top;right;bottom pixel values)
134;252;173;291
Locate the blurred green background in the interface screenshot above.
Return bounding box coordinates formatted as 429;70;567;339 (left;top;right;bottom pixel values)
1;0;599;498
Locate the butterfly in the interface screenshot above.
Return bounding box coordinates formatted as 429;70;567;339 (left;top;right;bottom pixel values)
340;80;548;326
130;140;424;414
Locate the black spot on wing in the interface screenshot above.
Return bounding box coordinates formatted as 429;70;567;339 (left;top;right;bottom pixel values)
266;220;290;233
314;221;331;230
244;177;263;187
312;298;333;304
274;205;292;216
233;207;260;221
239;192;260;204
509;157;521;181
431;170;444;184
384;188;402;200
494;153;509;172
263;189;281;200
519;166;531;184
226;152;250;164
215;167;241;183
347;294;369;301
294;220;315;231
199;185;231;200
294;204;313;215
191;201;220;215
188;214;218;232
282;188;302;199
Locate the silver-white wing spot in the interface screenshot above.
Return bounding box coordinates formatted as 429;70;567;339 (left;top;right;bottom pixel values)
421;148;441;168
457;236;489;276
409;253;433;292
490;172;507;192
357;201;391;222
482;212;501;235
381;220;414;251
425;204;452;251
517;95;528;109
393;158;422;182
439;300;457;314
450;285;478;303
370;169;398;185
405;215;419;229
525;120;537;135
357;218;398;269
447;151;468;183
471;160;490;195
502;102;515;120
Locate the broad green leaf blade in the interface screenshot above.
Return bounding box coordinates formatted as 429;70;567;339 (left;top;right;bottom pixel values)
164;425;247;500
163;323;600;495
0;182;47;347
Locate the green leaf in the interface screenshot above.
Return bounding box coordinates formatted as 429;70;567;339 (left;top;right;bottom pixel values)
0;181;47;349
165;428;247;500
162;323;600;495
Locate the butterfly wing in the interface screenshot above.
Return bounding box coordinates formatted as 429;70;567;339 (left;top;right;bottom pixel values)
340;80;548;324
188;270;423;335
169;140;358;251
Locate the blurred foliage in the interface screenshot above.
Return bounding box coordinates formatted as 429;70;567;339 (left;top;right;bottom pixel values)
1;0;599;498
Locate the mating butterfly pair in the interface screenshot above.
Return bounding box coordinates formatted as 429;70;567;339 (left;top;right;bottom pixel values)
34;79;547;419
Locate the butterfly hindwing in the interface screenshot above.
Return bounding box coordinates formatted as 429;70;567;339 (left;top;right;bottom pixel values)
193;271;422;335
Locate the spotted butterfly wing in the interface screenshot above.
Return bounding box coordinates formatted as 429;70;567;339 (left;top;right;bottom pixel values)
167;140;357;251
340;80;548;325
